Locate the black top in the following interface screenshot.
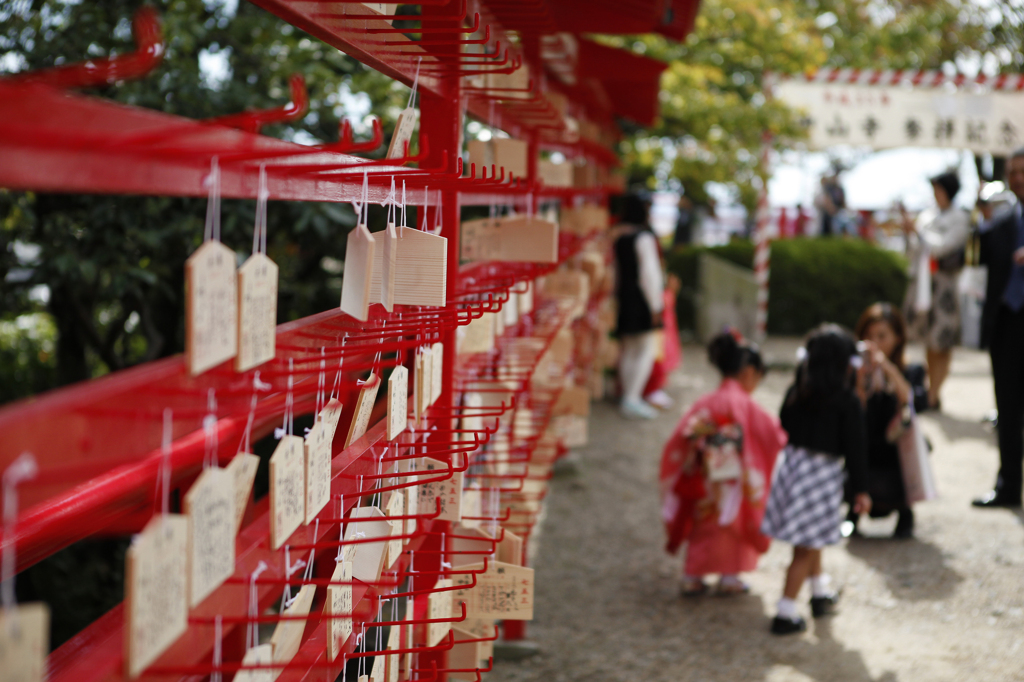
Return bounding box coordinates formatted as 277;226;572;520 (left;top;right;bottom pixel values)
613;227;654;335
780;387;868;494
979;207;1021;348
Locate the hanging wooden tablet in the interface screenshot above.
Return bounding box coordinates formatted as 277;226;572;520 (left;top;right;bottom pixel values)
459;218;499;261
491;138;528;180
345;374;381;448
497;530;523;567
269;584;316;680
415;348;432;419
226;452;260;534
387;365;408;440
125;515;189;678
425;579;453;647
458;618;495;661
342;506;390;583
326;560;353;661
387;108;419;159
416;458;463;522
184;466;235;607
185;240;238;375
385;490;405;568
430;342;443;405
305;414;332;525
0;602;49;682
236;252;278;372
385;620;401;682
497;215;559;263
234;643;274;682
269;434;305;550
370;645;385;682
518;281;533;316
341;223;376;322
380;223;398;311
393;227;446;307
449;628;485;682
460;488;482;531
451;561;533;620
362;2;397;24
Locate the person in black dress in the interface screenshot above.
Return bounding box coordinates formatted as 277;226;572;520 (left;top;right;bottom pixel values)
845;303;929;539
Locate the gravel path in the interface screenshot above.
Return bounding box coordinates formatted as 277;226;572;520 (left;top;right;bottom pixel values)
488;340;1024;682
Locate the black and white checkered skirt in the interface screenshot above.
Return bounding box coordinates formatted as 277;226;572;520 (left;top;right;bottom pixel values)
761;446;845;549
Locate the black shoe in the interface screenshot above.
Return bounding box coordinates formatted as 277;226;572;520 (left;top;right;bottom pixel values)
972;490;1022;508
770;616;807;635
810;593;839;617
893;508;914;539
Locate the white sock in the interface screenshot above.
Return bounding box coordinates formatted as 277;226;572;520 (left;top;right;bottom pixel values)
720;574;744;587
777;597;799;621
809;573;832;597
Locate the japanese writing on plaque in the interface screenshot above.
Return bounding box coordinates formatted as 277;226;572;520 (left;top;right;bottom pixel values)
305;414;332;524
185;240;238;376
416;459;463;522
0;603;49;682
126;515;189;677
327;561;353;661
236;252;278;372
184;466;235;607
270;435;305;549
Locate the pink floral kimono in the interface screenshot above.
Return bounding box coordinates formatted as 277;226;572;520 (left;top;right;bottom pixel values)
660;379;787;575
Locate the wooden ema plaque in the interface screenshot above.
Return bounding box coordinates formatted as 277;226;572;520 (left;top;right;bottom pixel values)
430;342;443;404
449;627;485;682
497;530;524;566
387;107;419;159
346;373;381;448
185;240;238;376
0;602;49;682
269;584;316;681
326;560;353;661
425;579;452;648
459;488;482;531
460;216;557;263
387;365;408;440
125;515;189;678
404;476;418;541
304;413;332;525
415;457;463;522
183;466;235;607
385;619;401;682
458;619;494;661
458;313;493;355
236;252;278;371
393;226;446;307
370;644;385;682
450;561;533;621
226;452;260;534
384;489;405;568
269;434;305;550
234;643;274;682
343;506;390;583
341;223;376;321
414;348;432;422
380;223;398;311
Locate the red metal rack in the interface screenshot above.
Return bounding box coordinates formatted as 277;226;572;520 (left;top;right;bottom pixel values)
0;0;696;680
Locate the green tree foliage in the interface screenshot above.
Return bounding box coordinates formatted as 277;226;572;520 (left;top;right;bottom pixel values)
0;0;405;393
616;0;1014;211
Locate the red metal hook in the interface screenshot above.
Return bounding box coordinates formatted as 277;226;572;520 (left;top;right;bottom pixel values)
206;74;308;134
3;6;164;89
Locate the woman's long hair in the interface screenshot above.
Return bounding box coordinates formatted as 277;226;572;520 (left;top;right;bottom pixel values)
854;302;907;370
789;323;857;406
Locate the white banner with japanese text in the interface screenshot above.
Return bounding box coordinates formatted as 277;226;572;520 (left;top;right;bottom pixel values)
774;80;1024;154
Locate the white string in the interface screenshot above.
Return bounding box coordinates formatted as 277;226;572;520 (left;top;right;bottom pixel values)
330;338;346;401
204;157;222;243
303;519;319;582
384;176;397;226
239;371;269;455
315;347;327;421
281;545;307;610
401;181;408;229
407;57;422;110
203;389;218;470
253;164;269;256
247;560;269;652
161;408;172;525
420;186;429;231
212;615;223;682
2;452;37;632
279;358;294;438
336;494;345;562
433;190;443;235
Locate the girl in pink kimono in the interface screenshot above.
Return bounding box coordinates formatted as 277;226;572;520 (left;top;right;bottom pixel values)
660;331;788;596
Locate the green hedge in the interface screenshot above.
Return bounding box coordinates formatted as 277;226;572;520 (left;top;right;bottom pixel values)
667;238;909;336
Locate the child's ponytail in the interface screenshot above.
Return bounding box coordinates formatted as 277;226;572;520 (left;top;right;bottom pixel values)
707;329;765;378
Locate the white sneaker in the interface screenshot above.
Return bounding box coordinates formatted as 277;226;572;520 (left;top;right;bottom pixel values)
644;389;673;409
620;398;658;420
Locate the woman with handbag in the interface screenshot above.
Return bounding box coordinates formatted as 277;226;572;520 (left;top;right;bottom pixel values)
845;303;933;539
901;171;971;410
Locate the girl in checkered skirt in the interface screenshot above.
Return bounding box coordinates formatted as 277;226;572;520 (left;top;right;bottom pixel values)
761;325;872;635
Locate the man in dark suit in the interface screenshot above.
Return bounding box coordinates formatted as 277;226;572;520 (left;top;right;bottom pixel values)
974;148;1024;508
